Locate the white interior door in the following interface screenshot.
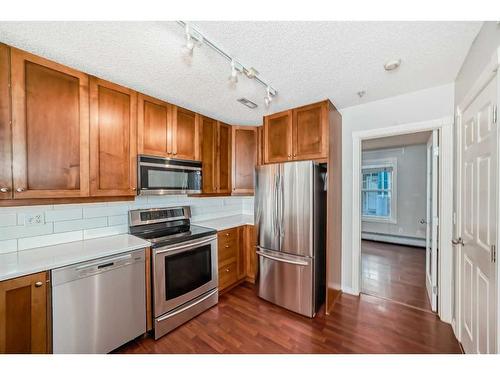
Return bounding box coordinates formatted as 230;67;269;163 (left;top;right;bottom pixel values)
425;130;439;311
459;77;497;354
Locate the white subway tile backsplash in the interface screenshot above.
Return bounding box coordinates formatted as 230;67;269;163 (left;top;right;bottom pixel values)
108;215;128;226
53;217;108;233
0;213;17;227
0;223;53;241
45;208;82;222
83;224;128;240
0;195;255;252
84;204;131;218
18;230;83;251
0;239;18;254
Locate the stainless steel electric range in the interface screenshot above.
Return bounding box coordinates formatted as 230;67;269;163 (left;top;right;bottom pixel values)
129;206;218;339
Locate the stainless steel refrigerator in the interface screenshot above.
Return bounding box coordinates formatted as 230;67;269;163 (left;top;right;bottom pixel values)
255;160;326;318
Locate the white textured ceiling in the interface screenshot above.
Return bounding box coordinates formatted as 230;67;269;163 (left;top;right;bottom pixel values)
362;131;432;150
0;21;482;125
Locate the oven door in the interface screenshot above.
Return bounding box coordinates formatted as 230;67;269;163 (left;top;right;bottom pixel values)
153;235;218;317
138;157;202;195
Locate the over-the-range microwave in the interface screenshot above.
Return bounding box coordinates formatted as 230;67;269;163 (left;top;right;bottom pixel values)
137;155;202;195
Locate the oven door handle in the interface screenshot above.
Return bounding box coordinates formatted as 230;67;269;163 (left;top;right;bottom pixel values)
155;236;216;255
156;289;218;322
139;162;201;171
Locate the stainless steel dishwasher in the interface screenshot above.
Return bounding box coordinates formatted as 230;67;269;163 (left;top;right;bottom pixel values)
51;249;146;354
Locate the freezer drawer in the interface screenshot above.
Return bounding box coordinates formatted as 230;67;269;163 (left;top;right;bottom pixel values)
257;248;314;317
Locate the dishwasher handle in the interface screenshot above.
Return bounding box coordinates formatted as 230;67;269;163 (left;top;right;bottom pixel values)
51;249;146;286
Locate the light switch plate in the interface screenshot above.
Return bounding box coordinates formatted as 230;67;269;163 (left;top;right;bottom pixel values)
24;213;45;226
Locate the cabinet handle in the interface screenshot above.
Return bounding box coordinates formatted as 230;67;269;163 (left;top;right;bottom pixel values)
16;187;25;192
225;233;230;237
35;281;43;288
293;154;296;158
0;187;9;193
225;245;230;248
173;152;177;155
225;268;230;273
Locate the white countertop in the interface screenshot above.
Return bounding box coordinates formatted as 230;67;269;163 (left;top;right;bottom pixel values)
0;234;151;282
193;214;254;231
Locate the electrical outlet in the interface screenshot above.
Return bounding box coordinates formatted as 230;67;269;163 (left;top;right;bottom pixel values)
24;213;45;226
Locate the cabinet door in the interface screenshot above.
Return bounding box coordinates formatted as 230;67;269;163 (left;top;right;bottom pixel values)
217;122;232;194
172;107;200;161
292;101;328;160
0;272;49;354
137;93;170;157
244;225;257;283
232;126;256;195
89;77;137;196
263;110;292;163
10;48;89;198
0;44;12;199
256;126;263;167
201;116;217;193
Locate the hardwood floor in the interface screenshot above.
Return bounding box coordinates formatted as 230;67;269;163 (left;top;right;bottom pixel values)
115;283;460;354
362;240;432;311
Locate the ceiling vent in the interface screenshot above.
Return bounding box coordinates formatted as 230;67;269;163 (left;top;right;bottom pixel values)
237;98;258;109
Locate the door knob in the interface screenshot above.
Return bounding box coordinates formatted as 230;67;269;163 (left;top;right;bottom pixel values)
452;237;464;246
16;187;25;192
0;187;9;193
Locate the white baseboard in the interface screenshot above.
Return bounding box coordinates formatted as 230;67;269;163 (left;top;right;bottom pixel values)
341;286;359;296
362;232;426;247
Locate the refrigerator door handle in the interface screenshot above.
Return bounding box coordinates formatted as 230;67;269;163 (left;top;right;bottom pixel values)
274;171;280;236
256;248;310;266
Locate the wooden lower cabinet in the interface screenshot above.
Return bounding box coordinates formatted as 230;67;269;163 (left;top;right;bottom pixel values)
0;271;50;354
217;225;257;293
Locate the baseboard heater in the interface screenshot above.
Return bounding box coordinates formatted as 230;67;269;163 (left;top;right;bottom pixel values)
361;232;425;248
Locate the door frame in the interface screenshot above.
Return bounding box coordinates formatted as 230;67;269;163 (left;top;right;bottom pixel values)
351;116;454;323
455;46;500;352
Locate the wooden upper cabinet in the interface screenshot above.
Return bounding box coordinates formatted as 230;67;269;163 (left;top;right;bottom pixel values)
218;122;232;194
264;109;292;163
256;126;263;166
137;93;171;157
232;126;257;195
0;44;12;199
89;77;137;197
292;101;328;160
10;48;90;199
172;107;200;161
201;116;217;194
0;272;49;354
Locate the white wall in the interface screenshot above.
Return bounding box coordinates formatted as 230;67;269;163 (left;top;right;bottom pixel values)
0;196;253;254
339;83;455;292
361;144;427;245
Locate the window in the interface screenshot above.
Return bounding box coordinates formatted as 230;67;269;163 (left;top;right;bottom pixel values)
362;164;396;222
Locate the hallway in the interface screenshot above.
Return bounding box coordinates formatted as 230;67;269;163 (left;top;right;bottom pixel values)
361;240;432;311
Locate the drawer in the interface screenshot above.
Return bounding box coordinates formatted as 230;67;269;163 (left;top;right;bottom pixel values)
218;228;238;244
218;262;238;291
218;240;237;266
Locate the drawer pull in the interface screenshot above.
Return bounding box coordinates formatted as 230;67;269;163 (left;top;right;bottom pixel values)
224;245;230;248
225;233;230;237
35;281;43;288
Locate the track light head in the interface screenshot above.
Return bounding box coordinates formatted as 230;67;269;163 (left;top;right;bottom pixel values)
264;86;273;108
228;60;238;85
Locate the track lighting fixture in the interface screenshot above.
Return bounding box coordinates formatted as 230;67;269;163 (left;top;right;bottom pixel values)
228;59;238;85
177;21;278;106
184;24;195;56
264;86;273;108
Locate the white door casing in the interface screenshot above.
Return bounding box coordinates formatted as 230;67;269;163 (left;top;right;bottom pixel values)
459;77;497;354
426;130;439;311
